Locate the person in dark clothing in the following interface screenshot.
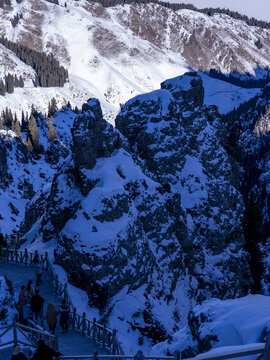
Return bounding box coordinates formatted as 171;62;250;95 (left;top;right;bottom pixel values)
59;299;70;333
33;252;43;286
17;285;28;324
10;346;28;360
31;289;45;325
0;233;7;247
27;280;35;304
31;339;62;360
32;251;39;264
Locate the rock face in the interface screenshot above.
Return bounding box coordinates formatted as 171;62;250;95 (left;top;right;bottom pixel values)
116;72;251;300
20;73;253;352
0;136;8;187
0;118;70;237
223;84;270;293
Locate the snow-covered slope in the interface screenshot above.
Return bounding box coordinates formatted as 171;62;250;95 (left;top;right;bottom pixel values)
151;295;270;356
0;0;269;122
199;73;261;114
0;276;17;325
17;73;252;353
0;114;69;237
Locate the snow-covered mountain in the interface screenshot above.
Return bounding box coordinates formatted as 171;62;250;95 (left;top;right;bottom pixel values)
1;0;270;356
11;72;253;353
0;0;270;121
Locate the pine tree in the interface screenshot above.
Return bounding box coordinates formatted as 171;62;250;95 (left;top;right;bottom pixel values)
0;79;5;96
11;114;21;136
27;114;39;151
48;97;57;116
21;110;27;132
6;73;14;94
47;116;57;142
19;75;24;88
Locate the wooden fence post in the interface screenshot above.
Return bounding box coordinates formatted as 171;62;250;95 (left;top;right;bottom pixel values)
102;327;107;347
45;252;49;270
264;330;270;360
174;350;181;360
13;318;17;346
134;350;145;360
33;250;38;265
72;307;76;329
82;312;86;334
93;350;98;360
112;329;118;355
92;317;97;340
24;248;28;265
64;283;68;301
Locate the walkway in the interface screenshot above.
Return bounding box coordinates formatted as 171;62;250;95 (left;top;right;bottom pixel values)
0;261;109;356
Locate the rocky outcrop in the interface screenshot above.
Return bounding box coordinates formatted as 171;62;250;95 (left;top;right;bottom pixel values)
0;136;8;188
72;99;120;170
0;125;69;238
116;72;251;300
224;84;270;293
19;74;254;352
71;99;121;195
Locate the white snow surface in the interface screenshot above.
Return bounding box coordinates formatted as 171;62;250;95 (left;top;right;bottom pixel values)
200;73;261;114
193;295;270;346
0;0;269;122
152;295;270;356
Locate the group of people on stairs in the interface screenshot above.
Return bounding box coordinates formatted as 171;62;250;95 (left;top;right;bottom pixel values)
11;340;62;360
17;255;70;333
44;299;70;334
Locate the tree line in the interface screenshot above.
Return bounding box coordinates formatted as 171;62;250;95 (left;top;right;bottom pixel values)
11;13;23;28
207;69;270;89
0;0;269;29
0;37;68;88
0;105;57;152
89;0;270;30
0;98;78;152
0;73;24;96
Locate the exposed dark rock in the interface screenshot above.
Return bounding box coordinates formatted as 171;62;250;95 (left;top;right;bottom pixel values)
72;98;121;171
0;137;7;187
45;139;69;165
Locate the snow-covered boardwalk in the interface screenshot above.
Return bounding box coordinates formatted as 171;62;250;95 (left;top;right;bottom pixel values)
0;261;109;356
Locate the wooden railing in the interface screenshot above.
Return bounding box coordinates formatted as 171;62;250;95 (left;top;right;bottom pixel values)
56;338;269;360
0;247;124;355
58;354;177;360
0;319;58;349
0;247;48;267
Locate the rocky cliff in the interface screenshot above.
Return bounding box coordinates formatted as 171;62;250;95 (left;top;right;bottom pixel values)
18;73;253;352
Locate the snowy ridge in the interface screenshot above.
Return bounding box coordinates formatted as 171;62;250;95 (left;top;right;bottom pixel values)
0;0;269;121
11;73;257;355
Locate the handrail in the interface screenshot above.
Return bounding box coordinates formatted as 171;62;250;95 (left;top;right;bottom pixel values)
56;341;268;360
0;319;58;349
0;246;124;354
1;248;270;360
58;356;176;359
